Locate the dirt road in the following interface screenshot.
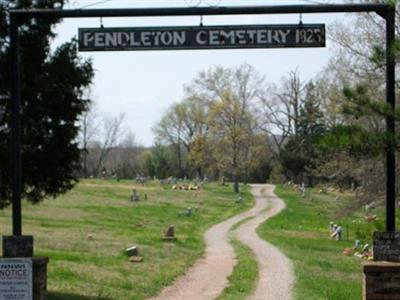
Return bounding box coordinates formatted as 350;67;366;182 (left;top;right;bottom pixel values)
235;184;294;300
148;184;293;300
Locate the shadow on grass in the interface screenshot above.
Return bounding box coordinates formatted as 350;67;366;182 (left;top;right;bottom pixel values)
48;292;112;300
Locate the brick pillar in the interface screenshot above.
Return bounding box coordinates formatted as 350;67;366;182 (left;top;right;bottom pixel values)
363;262;400;300
33;257;49;300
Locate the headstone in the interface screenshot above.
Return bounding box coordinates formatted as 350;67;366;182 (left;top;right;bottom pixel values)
330;224;338;236
129;256;143;263
335;226;342;241
163;225;177;241
186;207;193;216
330;224;342;240
135;174;147;186
300;182;306;198
329;222;334;233
126;246;139;257
130;189;139;202
178;207;193;217
220;176;226;186
0;258;32;300
235;196;244;204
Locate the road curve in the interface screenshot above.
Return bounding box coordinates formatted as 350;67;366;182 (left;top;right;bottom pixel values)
235;184;294;300
148;184;293;300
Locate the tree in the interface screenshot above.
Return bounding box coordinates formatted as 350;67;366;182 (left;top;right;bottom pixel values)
153;103;186;177
259;69;304;156
307;1;400;202
78;98;99;178
150;143;174;179
101;131;143;179
209;90;258;193
280;82;326;185
190;64;264;186
0;1;94;208
153;95;209;177
91;113;125;176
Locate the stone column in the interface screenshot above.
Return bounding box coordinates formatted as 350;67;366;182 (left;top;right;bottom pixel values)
363;232;400;300
363;262;400;300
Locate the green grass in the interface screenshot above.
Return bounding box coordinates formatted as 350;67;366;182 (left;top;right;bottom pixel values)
216;239;258;300
257;185;400;300
0;179;253;300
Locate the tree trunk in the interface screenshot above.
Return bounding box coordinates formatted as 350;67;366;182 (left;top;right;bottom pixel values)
197;167;203;179
233;175;239;193
233;150;240;193
83;150;88;178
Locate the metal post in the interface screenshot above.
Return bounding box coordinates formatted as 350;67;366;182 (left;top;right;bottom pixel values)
386;7;396;232
9;4;388;19
10;15;22;236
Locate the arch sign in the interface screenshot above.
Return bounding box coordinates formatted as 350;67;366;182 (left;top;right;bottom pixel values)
79;24;325;51
5;4;397;299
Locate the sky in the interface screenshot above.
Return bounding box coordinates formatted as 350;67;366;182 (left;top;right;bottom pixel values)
52;0;350;146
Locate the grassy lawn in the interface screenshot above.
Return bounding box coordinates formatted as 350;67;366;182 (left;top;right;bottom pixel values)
258;185;399;300
216;239;258;300
0;179;253;300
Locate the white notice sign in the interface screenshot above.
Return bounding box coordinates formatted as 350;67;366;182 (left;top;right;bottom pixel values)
0;259;32;300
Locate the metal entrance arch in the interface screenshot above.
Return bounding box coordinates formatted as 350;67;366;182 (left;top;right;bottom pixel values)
9;3;396;236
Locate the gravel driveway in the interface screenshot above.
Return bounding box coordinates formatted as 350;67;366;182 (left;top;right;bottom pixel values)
148;184;293;300
235;184;294;300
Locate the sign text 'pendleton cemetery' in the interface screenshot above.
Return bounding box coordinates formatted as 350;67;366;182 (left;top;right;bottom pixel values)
79;24;325;51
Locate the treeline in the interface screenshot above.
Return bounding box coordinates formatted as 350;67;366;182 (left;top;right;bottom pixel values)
3;1;397;208
79;6;400;202
78;65;272;193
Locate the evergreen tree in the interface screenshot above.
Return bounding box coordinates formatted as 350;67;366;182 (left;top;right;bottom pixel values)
0;1;94;208
281;82;326;184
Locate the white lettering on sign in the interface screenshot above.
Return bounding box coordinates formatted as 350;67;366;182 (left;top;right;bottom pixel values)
94;32;105;47
247;30;257;43
83;32;94;46
257;30;268;43
173;31;186;46
196;31;207;45
79;25;325;51
296;28;324;44
220;30;235;44
105;32;117;47
0;259;32;300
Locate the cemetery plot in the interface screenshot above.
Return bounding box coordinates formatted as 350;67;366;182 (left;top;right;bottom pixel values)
257;185;394;299
0;179;253;300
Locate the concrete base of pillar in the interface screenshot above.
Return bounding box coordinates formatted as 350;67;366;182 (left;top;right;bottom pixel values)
363;261;400;300
2;235;33;257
